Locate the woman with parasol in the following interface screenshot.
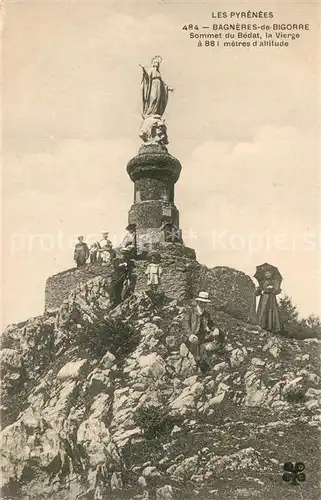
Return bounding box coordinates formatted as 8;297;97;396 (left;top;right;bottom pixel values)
254;263;284;333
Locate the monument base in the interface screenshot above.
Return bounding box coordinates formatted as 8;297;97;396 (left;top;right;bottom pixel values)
44;254;256;325
136;241;196;260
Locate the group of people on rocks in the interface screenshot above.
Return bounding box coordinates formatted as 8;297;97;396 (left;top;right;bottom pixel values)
108;241;165;309
73;225;137;269
73;218;182;270
74;229;283;374
182;270;284;375
182;273;284;375
73;224;165;309
73;225;138;309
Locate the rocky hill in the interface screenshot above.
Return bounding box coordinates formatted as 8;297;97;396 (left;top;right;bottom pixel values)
1;275;320;500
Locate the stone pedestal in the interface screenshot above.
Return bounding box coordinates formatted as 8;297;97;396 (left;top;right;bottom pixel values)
126;144;192;256
44;261;257;325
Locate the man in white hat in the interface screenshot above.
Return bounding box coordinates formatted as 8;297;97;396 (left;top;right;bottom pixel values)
184;291;218;374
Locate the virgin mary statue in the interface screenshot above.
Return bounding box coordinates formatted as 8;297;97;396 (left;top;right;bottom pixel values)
140;56;173;119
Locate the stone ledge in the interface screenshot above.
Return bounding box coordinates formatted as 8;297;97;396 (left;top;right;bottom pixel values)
127;150;181;183
44;256;256;324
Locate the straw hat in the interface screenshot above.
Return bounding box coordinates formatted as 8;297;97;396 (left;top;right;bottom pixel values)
195;291;211;303
120;247;132;254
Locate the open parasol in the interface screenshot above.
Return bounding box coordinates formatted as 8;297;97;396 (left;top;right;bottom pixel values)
254;263;283;288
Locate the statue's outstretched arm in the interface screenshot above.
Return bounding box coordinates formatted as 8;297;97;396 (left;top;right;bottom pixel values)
164;81;174;92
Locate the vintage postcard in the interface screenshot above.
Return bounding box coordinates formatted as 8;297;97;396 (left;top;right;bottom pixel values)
1;0;320;499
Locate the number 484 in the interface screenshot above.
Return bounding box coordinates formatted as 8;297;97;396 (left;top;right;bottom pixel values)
182;24;199;30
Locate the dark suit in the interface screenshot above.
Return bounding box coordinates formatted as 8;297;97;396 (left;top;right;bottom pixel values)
74;242;89;268
184;304;214;361
110;257;136;308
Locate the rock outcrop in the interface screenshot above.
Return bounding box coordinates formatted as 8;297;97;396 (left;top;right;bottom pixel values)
45;261;256;324
1;276;320;500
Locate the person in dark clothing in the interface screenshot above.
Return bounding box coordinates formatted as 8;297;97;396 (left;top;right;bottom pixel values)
109;257;127;308
184;291;217;374
74;236;89;268
120;248;137;301
256;271;283;333
109;248;136;308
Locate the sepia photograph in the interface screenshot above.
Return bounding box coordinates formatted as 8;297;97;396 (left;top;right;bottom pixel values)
1;1;320;499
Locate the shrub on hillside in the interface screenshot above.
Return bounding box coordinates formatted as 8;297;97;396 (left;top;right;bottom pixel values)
278;296;321;340
77;318;138;361
134;405;183;440
283;385;306;404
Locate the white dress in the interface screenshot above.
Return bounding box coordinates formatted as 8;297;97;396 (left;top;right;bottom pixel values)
99;238;112;262
145;263;162;285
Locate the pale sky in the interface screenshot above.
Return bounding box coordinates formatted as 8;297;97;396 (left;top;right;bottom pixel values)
2;0;321;328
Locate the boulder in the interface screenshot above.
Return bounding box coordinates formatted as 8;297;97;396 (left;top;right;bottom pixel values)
156;485;173;500
57;359;89;380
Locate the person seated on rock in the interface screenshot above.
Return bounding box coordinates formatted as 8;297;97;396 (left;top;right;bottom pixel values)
98;232;113;264
74;236;89;269
184;291;217;375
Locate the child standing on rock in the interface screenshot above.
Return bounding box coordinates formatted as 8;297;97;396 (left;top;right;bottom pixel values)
145;251;163;292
